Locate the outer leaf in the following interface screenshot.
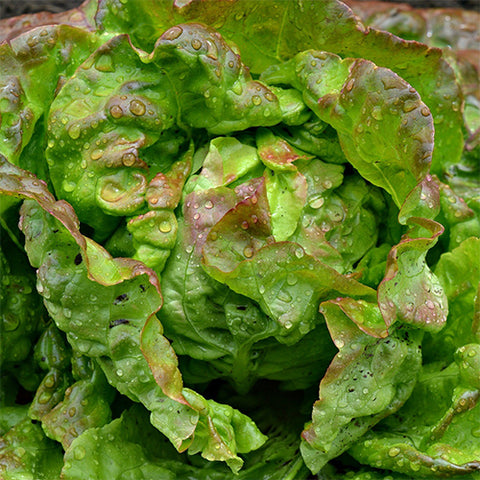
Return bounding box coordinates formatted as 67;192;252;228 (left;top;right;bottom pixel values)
94;0;464;172
0;24;100;164
0;417;63;480
301;300;423;474
348;358;480;477
1;159;266;470
41;364;113;450
62;405;229;480
166;0;462;174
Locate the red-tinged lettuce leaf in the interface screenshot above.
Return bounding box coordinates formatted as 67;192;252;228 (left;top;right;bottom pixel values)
0;24;101;164
378;175;448;333
1;159;265;471
0;156;161;290
45;23;282;239
0;1;97;42
141;315;186;404
171;0;463;176
257;129;309;242
262;51;434;209
347;1;480;51
201;177;274;272
188;136;263;192
301;299;423;474
378;218;446;332
202;180;376;342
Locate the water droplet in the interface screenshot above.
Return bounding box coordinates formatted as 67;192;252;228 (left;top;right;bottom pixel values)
109;105;123;120
295;247;304;259
69;407;76;417
191;39;202;50
64;308;72;318
116;368;124;377
38;391;52;404
388;447;401;457
90;149;103;161
371;106;383;121
100;181;124;203
163;26;183;41
159;221;172;233
122;152;136;167
252;95;262;106
425;299;435;310
278;290;292;303
243;246;254;258
205;200;213;209
44;375;55;388
265;91;275;102
336;339;345;349
74;446;86;460
287;273;297;285
309;195;324;209
241;221;249;230
403;100;417;113
68;124;81;139
284;320;293;329
259;285;266;295
62;180;76;193
129;99;146;116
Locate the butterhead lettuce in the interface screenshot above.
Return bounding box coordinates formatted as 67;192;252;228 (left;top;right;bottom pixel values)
0;0;479;479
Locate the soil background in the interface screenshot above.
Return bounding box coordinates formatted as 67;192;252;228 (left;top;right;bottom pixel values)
0;0;479;19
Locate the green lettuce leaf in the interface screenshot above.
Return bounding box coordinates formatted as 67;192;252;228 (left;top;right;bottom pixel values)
45;23;283;239
348;355;480;477
0;158;267;472
262;50;433;209
0;417;63;480
301;298;423;473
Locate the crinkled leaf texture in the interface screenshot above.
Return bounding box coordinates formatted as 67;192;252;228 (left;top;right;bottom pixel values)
261;50;434;208
300;298;423;474
0;158;266;472
348;359;480;477
0;416;63;480
45;23;282;239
